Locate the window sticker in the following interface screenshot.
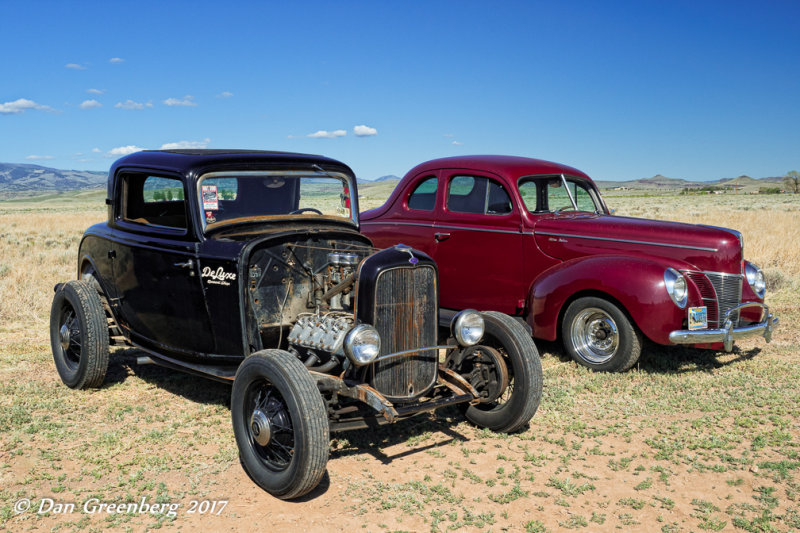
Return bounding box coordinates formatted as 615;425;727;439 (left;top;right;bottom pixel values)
202;185;219;210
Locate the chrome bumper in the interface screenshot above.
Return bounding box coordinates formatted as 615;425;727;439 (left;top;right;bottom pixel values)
669;302;778;352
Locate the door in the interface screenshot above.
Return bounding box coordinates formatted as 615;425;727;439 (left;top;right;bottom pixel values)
112;173;214;356
432;171;525;314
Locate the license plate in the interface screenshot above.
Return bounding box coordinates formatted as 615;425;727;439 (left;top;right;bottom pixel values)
688;306;708;330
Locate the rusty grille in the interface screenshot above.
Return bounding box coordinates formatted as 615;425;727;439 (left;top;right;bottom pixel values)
369;265;437;400
684;271;743;328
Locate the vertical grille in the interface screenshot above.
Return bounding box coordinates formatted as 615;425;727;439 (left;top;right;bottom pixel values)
684;271;742;328
370;265;437;400
706;272;743;326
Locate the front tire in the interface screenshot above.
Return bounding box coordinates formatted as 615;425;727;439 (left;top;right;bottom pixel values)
455;311;543;433
231;349;329;499
562;296;642;372
49;280;109;389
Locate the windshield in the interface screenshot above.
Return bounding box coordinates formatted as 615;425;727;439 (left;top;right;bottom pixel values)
197;171;356;230
518;175;605;214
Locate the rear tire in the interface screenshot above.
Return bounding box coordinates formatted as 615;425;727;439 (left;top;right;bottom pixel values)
562;296;641;372
231;349;329;499
49;280;109;389
457;311;543;433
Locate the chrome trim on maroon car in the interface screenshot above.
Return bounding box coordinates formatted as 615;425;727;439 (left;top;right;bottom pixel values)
668;302;778;351
535;231;719;252
361;221;522;235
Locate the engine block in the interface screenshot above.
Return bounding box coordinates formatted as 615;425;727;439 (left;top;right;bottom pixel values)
287;313;354;354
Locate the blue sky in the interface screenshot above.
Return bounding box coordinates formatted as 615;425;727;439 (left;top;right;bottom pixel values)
1;0;798;181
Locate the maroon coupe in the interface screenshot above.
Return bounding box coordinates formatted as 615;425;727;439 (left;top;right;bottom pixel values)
361;155;778;372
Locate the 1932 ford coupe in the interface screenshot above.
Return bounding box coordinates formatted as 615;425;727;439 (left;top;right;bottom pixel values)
49;150;542;499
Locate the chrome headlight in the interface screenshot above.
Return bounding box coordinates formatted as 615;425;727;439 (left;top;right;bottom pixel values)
344;324;381;365
745;262;766;299
664;268;688;308
451;309;485;346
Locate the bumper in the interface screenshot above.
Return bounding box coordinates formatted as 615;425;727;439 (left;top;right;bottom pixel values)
668;302;778;352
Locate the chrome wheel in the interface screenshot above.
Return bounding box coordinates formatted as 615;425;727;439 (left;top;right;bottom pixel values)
569;307;619;364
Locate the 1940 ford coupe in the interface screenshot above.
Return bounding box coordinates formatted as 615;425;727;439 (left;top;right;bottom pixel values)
361;155;779;372
49;150;542;499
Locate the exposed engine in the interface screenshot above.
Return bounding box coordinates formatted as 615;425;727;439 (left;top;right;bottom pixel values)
247;238;372;370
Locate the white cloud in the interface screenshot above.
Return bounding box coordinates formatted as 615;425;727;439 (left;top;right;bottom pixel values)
160;138;211;150
451;141;463;146
87;88;105;95
26;155;54;161
92;147;102;153
0;98;54;114
353;124;378;137
114;99;153;110
307;129;347;139
163;95;197;107
80;99;102;110
66;63;87;70
109;57;124;64
216;91;233;98
108;145;144;156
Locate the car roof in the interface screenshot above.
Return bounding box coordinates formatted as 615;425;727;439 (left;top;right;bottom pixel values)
405;155;591;181
109;149;354;180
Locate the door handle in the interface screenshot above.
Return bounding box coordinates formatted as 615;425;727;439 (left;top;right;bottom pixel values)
174;260;194;268
434;232;451;242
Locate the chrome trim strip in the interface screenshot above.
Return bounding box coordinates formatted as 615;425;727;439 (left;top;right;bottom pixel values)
361;221;522;235
681;269;742;279
535;231;718;252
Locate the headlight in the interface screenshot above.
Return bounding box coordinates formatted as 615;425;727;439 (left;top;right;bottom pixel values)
451;309;485;346
745;262;766;299
664;268;688;308
344;324;381;365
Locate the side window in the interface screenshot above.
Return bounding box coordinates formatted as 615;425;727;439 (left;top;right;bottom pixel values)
407;176;438;211
518;180;541;212
486;181;512;214
573;184;596;211
447;175;512;215
545;179;598;212
124;174;187;229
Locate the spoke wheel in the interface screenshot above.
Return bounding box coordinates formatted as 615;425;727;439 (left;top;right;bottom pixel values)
232;349;329;499
245;379;296;471
562;296;641;372
50;280;109;389
455;312;542;433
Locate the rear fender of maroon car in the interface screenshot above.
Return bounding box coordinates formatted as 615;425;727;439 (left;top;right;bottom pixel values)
528;255;703;345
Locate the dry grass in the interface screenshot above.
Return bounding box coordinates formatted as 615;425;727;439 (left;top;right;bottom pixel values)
1;189;799;532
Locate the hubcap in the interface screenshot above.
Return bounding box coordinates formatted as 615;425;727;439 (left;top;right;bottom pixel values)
250;408;272;446
571;308;619;364
59;324;71;352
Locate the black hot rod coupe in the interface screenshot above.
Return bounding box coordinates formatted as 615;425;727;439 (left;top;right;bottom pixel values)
50;150;543;498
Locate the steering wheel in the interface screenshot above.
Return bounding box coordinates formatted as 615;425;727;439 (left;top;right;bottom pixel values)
555;205;576;214
289;207;323;215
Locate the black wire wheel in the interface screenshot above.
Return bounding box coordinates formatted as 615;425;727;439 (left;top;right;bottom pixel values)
562;296;642;372
231;349;329;499
452;311;543;433
49;280;109;389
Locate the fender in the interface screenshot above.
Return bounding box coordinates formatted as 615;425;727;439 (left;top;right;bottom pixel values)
527;255;703;345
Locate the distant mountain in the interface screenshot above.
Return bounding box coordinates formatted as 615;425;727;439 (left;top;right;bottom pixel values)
357;174;401;184
595;173;785;191
0;163;106;192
